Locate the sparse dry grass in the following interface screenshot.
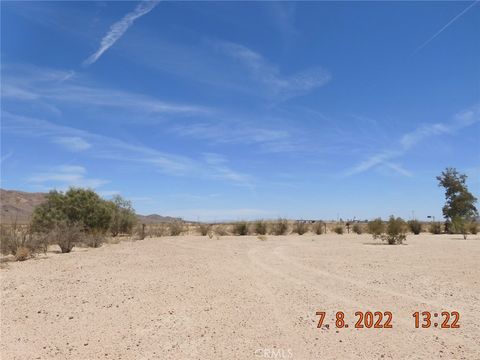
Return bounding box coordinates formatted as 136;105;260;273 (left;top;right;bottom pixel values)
269;218;289;235
292;221;309;235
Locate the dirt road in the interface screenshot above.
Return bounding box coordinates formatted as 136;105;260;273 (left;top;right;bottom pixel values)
1;234;479;359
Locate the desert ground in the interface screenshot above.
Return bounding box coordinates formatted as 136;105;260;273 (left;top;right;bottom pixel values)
1;233;479;360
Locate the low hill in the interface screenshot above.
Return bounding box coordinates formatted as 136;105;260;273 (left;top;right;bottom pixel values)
0;189;46;223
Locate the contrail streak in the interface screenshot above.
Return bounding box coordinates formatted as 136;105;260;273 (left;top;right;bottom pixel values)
83;0;160;66
413;0;478;54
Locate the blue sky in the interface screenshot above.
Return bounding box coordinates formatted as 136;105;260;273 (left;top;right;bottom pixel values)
1;1;479;221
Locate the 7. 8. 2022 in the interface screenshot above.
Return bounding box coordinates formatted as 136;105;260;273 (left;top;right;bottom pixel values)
316;311;393;329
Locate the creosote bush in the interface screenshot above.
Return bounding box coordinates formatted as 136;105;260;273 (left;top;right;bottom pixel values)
197;223;212;236
168;221;185;236
312;222;325;235
50;221;83;253
333;225;344;235
214;225;228;237
254;221;267;235
82;231;105;248
0;223;43;260
367;218;385;239
408;220;422;235
469;222;478;235
270;218;289;235
429;222;442;234
292;221;308;235
135;224;146;240
352;223;363;235
451;217;468;239
381;216;407;245
108;195;136;237
233;221;249;236
147;224;168;237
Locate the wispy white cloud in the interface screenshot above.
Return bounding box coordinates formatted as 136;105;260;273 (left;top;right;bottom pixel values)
345;104;480;177
52;136;92;151
170;120;302;154
83;0;160;66
3;111;254;186
28;165;108;190
2;64;210;117
216;41;331;99
413;1;479;54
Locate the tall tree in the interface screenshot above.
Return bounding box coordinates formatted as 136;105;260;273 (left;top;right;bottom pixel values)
437;168;478;222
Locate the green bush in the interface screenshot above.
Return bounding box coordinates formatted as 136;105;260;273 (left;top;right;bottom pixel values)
469;222;478;235
312;222;325;235
352;223;363;235
292;221;308;235
333;225;344;235
233;221;249;236
254;220;267;235
408;220;422;235
108;195;136;237
367;218;385;239
429;222;442;234
31;188;112;235
451;217;468;239
270;219;289;235
381;216;407;245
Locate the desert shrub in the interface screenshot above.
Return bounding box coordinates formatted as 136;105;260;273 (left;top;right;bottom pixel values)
257;235;267;241
292;221;308;235
367;218;385;239
270;218;289;235
135;224;146;240
429;222;442;234
233;221;249;236
108;195;136;237
49;221;83;253
381;216;407;245
451;217;469;239
147;224;168;237
0;223;42;260
352;224;362;234
312;222;325;235
197;223;212;236
254;220;267;235
468;222;478;235
31;188;112;235
408;220;422;235
82;231;105;248
14;247;31;261
333;225;344;235
168;221;185;236
214;225;228;236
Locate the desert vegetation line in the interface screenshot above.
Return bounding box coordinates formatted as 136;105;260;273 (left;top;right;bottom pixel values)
0;167;477;262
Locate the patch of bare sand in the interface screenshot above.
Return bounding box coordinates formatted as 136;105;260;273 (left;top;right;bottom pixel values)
1;234;479;359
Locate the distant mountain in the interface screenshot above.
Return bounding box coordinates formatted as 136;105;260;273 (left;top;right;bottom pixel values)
136;214;183;224
0;189;46;223
0;188;181;224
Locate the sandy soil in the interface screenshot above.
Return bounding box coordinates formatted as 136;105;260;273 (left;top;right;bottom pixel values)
1;233;479;360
